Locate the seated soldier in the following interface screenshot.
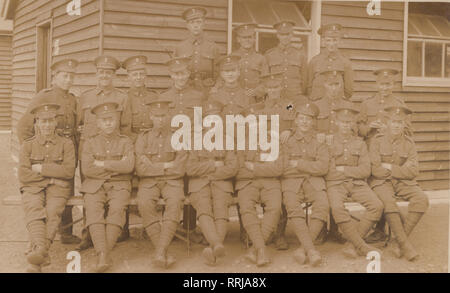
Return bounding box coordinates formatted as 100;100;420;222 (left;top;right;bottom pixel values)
81;102;135;272
369;102;428;261
236;115;283;267
282;103;329;266
187;100;238;265
18;103;76;273
326;100;383;258
135;98;188;269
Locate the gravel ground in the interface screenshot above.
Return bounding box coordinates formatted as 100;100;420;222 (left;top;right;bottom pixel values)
0;133;448;273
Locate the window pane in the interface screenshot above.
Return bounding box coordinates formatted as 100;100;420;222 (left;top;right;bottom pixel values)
446;44;450;78
428;16;450;38
425;42;443;77
407;41;422;77
233;0;253;24
271;2;309;28
409;14;440;37
244;0;278;25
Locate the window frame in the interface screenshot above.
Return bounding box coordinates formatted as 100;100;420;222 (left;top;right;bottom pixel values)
402;1;450;87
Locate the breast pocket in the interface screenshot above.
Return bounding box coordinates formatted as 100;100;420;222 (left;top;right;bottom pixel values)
30;152;44;164
268;57;283;72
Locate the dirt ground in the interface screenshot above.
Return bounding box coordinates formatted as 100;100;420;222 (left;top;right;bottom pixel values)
0;133;448;273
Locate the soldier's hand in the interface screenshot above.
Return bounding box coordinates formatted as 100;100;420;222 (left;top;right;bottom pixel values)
31;164;42;173
369;120;385;129
336;166;345;172
94;160;104;167
244;161;254;171
280;130;292;144
289;160;298;168
381;163;392;170
214;161;224;168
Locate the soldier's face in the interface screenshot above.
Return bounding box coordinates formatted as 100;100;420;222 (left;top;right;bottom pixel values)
36;117;57;136
150;113;167;129
277;32;292;46
322;36;340;52
377;80;394;97
54;71;74;90
186;18;205;36
324;80;342;98
388;117;405;136
96;113;118;134
295;113;314;132
171;69;190;88
336;117;353;135
266;86;282;100
220;67;240;84
237;34;255;50
128;69;146;88
97;69;115;88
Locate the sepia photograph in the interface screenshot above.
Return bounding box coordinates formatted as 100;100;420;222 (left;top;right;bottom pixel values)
0;0;448;276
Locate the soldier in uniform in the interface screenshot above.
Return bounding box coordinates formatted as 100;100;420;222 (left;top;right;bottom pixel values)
19;103;76;272
186;100;238;265
358;68;408;243
211;55;254;115
281;103;329;266
307;23;353;101
160;56;205;121
174;6;221;93
80;102;135;273
135;98;188;269
122;55;158;142
326;100;383;258
17;58;81;245
265;20;308;103
231;23;269;103
236;116;283;267
369;102;428;261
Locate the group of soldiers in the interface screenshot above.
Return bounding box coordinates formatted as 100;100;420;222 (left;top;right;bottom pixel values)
17;6;429;273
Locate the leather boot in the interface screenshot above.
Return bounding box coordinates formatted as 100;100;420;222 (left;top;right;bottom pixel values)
307;249;322;267
154;220;178;268
95;251;111;273
385;213;419;261
26;264;42;273
294;247;306;264
26;220;47;265
245;247;257;264
256;247;271;267
339;221;379;257
202;247;216;266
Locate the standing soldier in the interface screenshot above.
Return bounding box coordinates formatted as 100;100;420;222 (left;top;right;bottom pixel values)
19;103;76;273
175;6;221;93
358;68;408;243
160;56;205;121
232;23;269;103
307;23;353;101
80;102;135;273
281;103;329;266
17;58;81;245
122;55;158;142
326;100;383;258
236;116;283;267
77;55;132;250
186;100;238;265
135;98;188;269
369;102;428;261
265;20;308;104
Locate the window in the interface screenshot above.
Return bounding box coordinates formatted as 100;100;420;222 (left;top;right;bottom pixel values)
231;0;312;55
36;20;52;92
404;2;450;87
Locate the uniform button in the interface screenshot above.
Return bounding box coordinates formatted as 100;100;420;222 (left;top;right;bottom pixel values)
157;154;161;158
194;51;198;54
107;150;110;153
344;149;347;151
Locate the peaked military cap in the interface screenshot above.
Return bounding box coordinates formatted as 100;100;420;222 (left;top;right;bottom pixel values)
94;55;121;70
384;101;412;119
203;100;223;115
274;20;296;34
147;98;172;115
123;55;147;71
321;70;344;82
30;103;60;119
235;23;257;37
91;102;120;116
182;6;207;21
166;56;191;72
374;68;399;82
296;102;320;118
217;55;241;71
317;23;343;37
334;100;359;121
51;59;78;73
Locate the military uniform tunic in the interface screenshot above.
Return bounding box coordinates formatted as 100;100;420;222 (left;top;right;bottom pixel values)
19;134;76;239
174;35;221;91
135;128;188;227
211;84;254;116
81;132;135;228
265;44;307;98
128;87;158;142
326;134;383;224
369;133;429;214
281;131;330;222
159;85;205;121
306;49;353;101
